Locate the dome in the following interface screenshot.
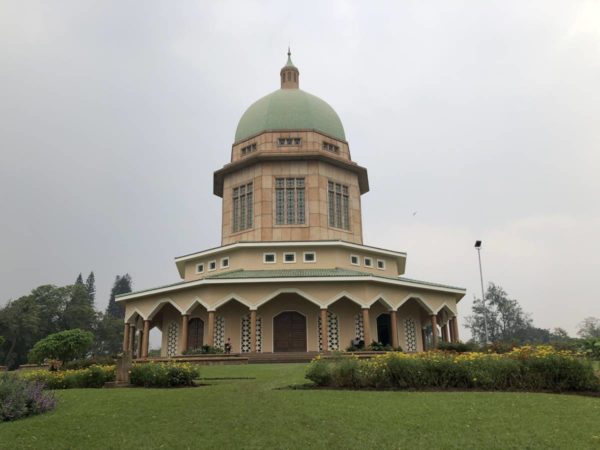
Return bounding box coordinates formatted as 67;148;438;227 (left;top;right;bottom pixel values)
234;89;346;144
234;51;346;144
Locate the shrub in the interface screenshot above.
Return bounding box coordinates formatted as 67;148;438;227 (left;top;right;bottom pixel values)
305;358;332;386
0;373;56;421
28;329;94;365
437;341;476;353
305;346;600;393
21;365;115;389
182;345;224;355
129;362;200;387
579;338;600;360
62;355;116;370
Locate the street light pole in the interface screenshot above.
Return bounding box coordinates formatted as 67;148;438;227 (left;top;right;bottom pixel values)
474;241;489;343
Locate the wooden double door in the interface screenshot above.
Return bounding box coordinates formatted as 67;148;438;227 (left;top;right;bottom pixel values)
273;311;307;352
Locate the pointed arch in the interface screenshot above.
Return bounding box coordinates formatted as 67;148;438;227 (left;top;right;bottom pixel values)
255;288;322;309
147;298;185;320
125;308;146;323
397;294;435;314
184;296;210;315
367;293;394;310
324;291;366;308
434;303;457;321
211;293;252;311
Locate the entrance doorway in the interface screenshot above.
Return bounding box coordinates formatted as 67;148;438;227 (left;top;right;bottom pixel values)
377;313;391;346
273;311;307;352
187;318;204;350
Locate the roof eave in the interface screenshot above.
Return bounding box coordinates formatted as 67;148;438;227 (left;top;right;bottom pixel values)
213;152;369;197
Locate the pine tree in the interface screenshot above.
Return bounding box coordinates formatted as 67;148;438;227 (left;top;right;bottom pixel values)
85;272;96;305
63;284;97;331
105;274;132;319
75;273;84;286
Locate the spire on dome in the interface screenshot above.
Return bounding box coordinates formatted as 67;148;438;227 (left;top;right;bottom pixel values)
280;48;299;89
285;47;295;68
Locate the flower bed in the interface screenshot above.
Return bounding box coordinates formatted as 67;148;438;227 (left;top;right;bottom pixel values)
306;346;600;392
21;365;115;389
0;373;56;421
129;362;200;388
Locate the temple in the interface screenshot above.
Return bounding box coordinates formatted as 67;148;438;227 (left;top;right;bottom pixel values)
117;51;466;357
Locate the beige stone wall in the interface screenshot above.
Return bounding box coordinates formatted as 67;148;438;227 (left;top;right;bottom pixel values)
122;279;460;355
123;280;458;319
256;293;320;352
220;159;363;245
182;245;403;280
231;131;352;163
329;298;362;350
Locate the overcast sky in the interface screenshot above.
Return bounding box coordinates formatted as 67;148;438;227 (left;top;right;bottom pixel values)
1;1;599;338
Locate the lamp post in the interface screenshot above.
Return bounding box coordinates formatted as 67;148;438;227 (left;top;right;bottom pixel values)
474;240;489;343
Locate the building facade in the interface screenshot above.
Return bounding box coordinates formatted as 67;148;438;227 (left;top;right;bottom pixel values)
117;52;466;357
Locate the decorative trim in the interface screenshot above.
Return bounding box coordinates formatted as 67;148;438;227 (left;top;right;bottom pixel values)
175;240;407;264
404;318;417;352
166;321;179;357
118;276;465;302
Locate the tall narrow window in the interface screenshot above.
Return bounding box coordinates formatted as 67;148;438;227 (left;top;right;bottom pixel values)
328;181;350;230
275;178;305;225
232;182;253;232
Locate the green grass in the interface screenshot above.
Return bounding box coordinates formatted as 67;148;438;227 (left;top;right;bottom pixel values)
1;363;599;449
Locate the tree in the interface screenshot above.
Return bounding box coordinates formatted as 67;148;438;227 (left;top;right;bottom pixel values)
0;336;5;347
577;317;600;339
85;271;96;305
75;273;84;286
0;295;42;368
549;327;571;341
28;329;94;365
105;274;132;319
63;284;97;331
94;314;125;356
465;283;542;344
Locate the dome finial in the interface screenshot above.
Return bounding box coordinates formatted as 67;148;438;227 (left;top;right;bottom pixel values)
280;47;299;89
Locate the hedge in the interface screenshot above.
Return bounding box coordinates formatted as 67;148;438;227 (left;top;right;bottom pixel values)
129;362;200;388
306;346;600;392
21;365;115;389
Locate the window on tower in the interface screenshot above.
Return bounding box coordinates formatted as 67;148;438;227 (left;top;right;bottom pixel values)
328;181;350;230
275;178;305;225
277;137;302;146
232;182;253;233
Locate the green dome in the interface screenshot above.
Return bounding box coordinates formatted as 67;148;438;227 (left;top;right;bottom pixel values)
234;89;346;143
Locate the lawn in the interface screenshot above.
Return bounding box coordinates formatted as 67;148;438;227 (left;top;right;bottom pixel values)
1;363;599;449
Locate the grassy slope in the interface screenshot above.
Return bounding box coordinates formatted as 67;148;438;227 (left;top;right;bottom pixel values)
1;363;599;449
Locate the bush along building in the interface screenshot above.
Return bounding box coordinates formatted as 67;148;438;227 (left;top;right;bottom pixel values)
117;51;466;357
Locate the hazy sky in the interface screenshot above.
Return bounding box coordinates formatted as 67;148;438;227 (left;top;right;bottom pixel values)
1;1;599;338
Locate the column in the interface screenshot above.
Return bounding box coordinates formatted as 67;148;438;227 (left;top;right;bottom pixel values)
141;320;150;358
207;311;215;347
320;308;328;352
122;323;130;352
250;310;257;352
137;330;143;358
421;328;427;351
390;310;399;349
452;316;460;342
362;308;371;348
448;318;455;342
181;314;189;354
128;326;135;353
442;323;449;342
430;315;439;348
